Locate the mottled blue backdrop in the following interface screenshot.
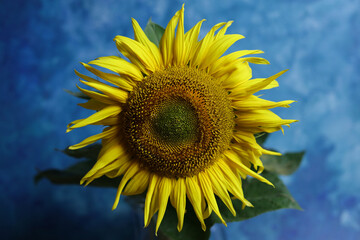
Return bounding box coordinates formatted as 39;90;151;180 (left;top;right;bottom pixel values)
1;0;359;239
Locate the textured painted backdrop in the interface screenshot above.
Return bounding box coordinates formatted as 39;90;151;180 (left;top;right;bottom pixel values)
1;0;360;239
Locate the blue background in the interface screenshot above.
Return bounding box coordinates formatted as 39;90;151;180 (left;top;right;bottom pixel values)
1;0;360;239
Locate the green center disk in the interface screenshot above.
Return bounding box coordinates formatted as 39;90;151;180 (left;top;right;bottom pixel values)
152;101;198;144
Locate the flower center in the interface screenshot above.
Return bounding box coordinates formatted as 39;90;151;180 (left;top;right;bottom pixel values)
123;66;234;178
152;100;198;144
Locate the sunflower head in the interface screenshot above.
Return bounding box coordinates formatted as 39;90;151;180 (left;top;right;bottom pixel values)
67;5;296;234
124;66;235;178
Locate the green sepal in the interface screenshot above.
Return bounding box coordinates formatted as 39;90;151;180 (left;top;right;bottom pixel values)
144;18;165;47
64;89;90;100
261;151;305;175
34;159;120;188
255;132;269;146
35;144;119;188
208;171;301;224
255;133;305;175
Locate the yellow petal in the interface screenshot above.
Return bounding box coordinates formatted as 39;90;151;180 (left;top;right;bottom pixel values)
148;186;160;227
197;171;226;225
67;105;122;132
69;126;119;150
76;85;116;105
173;4;185;66
78;99;108;111
104;157;132;179
155;178;172;235
170;178;186;231
67;119;82;129
160;8;181;66
132;18;163;67
144;174;159;227
231;148;255;170
232;95;295;110
123;170;150;196
67;116;118;130
80;80;128;103
184;19;206;64
206;166;236;216
185;176;207;231
234;70;288;97
112;163;140;210
230;143;264;173
81;62;134;91
75;69;101;84
191;22;227;68
200;34;244;69
83;155;130;186
97;135;118;158
235;109;298;130
224;150;274;187
214;21;233;39
216;160;252;206
239;78;279;91
241;57;270;64
114;36;158;74
262;79;279;90
89;56;143;81
220;61;252;89
81;139;126;183
209;50;263;75
232;130;281;159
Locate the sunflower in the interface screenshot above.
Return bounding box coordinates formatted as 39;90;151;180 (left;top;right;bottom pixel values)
67;5;296;234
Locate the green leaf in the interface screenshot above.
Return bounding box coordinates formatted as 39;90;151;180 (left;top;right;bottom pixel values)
64;89;90;100
35;169;84;185
35;159;120;188
158;204;212;240
261;151;305;175
59;144;102;161
209;171;301;224
255;132;269;146
144;18;165;47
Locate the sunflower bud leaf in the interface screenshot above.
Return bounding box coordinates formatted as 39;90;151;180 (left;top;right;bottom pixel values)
261;151;305;175
209;171;301;224
144;19;165;47
34;159;120;188
255;132;269;146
